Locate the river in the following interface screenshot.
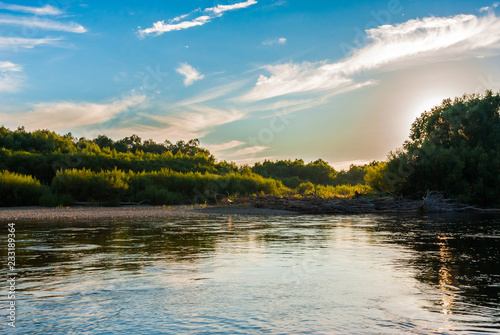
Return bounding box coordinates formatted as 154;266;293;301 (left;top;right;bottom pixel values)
1;213;499;334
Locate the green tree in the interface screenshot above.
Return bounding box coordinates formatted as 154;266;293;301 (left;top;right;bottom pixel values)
384;91;500;206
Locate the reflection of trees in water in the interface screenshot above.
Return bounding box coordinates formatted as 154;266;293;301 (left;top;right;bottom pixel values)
372;214;500;315
3;216;333;275
2;214;499;317
2;218;222;276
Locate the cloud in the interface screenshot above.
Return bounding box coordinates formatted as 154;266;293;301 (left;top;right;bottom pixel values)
0;60;21;72
480;3;499;12
0;15;86;33
205;0;257;15
139;16;211;37
146;105;245;139
242;13;500;102
241;61;352;101
176;63;204;86
0;5;85;54
0;36;62;49
0;61;22;92
0;2;62;15
265;37;286;46
205;140;245;153
175;79;249;106
232;145;268;156
262;37;287;46
340;13;500;74
139;0;257;37
0;95;146;131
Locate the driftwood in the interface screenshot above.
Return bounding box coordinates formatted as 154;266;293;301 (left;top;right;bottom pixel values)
234;191;496;214
422;191;475;212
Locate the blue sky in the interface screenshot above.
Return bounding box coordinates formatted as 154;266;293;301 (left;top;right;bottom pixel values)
1;0;500;169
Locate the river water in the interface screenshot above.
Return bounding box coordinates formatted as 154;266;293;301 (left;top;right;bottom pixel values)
1;213;499;334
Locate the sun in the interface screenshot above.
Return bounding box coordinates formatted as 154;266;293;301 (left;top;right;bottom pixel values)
408;92;450;124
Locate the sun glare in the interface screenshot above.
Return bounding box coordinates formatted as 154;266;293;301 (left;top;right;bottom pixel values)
408;92;450;124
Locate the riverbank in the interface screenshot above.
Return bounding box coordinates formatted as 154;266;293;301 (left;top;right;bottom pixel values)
2;193;499;221
0;204;296;221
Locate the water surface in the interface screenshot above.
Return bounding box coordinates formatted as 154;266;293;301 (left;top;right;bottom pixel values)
1;213;500;334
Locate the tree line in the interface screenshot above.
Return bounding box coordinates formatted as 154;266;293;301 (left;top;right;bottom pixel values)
1;91;499;207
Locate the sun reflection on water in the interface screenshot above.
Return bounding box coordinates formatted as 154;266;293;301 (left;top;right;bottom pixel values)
437;234;458;316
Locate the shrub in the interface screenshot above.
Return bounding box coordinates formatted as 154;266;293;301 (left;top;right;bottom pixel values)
0;170;46;206
135;186;185;205
51;168;129;203
296;182;315;195
39;189;74;207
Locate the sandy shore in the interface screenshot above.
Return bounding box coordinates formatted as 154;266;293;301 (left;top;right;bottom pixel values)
0;205;296;221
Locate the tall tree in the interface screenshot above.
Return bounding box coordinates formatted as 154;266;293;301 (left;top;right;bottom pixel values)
383;91;500;206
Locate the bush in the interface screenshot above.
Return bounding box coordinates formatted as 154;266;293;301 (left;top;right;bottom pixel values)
51;168;129;203
282;176;303;188
135;186;185;205
315;184;370;198
364;162;391;193
39;189;74;207
0;170;46;206
46;168;284;205
296;182;315;194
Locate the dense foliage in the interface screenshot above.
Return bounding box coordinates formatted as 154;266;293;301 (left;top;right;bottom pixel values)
252;159;336;186
0;127;237;183
0;170;46;206
48;168;284;205
381;92;500;206
250;159;373;188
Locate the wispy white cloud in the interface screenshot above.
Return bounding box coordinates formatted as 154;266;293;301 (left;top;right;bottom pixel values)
146;105;245;139
205;140;245;153
0;5;84;55
0;95;146;131
0;2;62;15
341;13;500;74
0;36;62;49
171;13;191;23
205;0;257;15
241;61;352;101
139;0;257;37
232;145;268;156
262;37;286;46
480;3;499;12
139;15;211;37
0;60;22;92
0;60;21;72
175;79;249;106
0;15;86;33
176;63;204;86
242;13;500;102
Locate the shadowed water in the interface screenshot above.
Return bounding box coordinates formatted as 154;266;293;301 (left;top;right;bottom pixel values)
1;213;499;334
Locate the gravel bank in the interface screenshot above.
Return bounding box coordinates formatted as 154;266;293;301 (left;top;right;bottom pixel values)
0;205;296;221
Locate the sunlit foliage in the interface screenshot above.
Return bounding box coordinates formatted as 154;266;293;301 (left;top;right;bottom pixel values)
0;170;46;206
